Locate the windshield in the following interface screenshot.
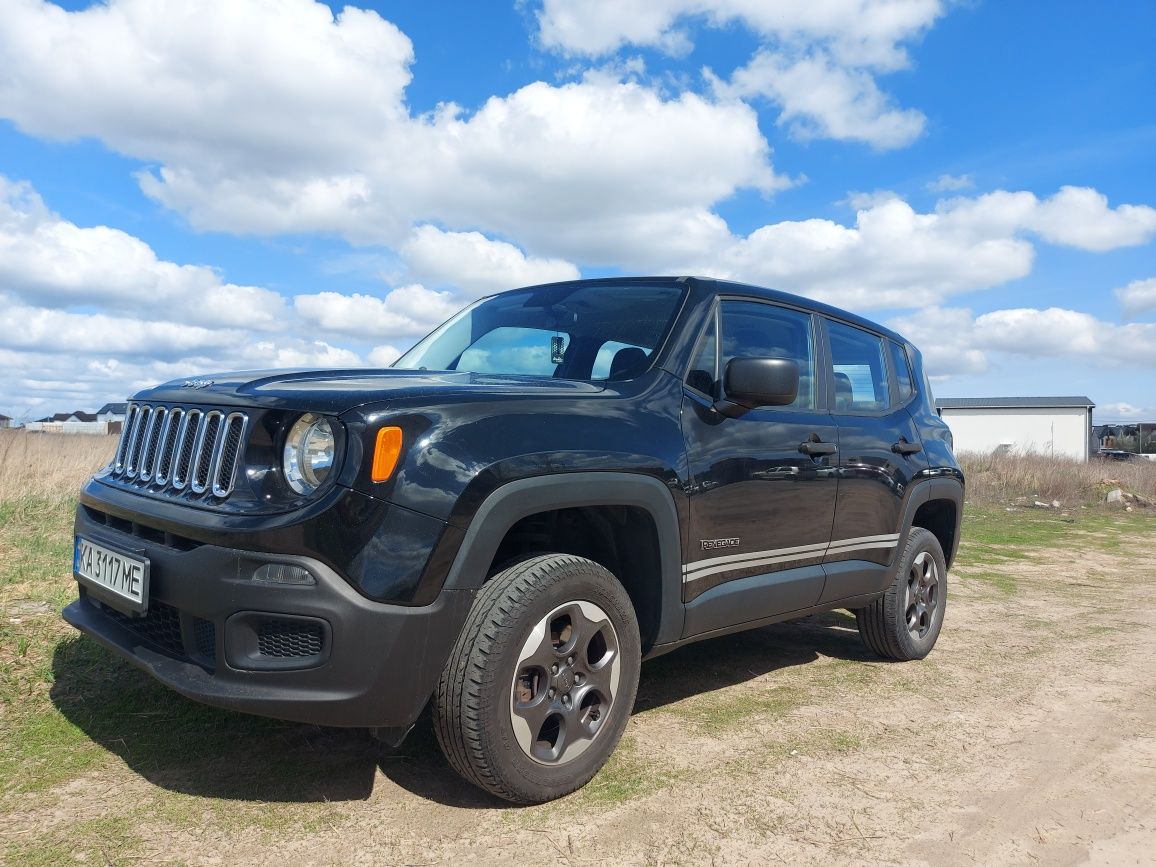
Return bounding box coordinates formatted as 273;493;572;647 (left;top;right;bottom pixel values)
393;282;686;380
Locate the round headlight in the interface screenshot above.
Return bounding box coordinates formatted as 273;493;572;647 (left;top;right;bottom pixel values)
283;413;336;495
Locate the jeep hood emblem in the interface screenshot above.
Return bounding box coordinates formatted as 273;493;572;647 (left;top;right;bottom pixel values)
182;379;214;389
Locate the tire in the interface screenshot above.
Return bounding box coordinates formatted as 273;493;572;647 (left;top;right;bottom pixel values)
856;527;947;661
434;554;641;804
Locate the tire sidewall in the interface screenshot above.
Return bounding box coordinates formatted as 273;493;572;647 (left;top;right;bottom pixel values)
892;528;948;660
478;558;641;801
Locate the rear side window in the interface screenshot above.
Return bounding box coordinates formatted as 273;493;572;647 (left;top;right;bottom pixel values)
827;320;890;412
889;340;915;403
719;301;815;410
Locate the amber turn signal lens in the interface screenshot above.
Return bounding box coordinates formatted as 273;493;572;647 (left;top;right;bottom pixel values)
372;426;403;482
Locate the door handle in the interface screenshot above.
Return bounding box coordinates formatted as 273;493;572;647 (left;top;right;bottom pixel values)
891;439;923;455
799;440;837;457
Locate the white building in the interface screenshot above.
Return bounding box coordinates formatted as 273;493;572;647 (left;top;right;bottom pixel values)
936;396;1095;461
96;403;128;424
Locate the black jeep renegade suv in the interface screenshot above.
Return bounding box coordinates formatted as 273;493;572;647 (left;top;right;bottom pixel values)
65;276;962;804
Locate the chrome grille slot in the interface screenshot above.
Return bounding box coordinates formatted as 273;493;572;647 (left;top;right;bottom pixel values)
139;407;167;481
125;406;151;476
190;411;223;494
172;409;202;490
212;413;248;498
153;408;182;485
107;403;248;502
114;404;139;472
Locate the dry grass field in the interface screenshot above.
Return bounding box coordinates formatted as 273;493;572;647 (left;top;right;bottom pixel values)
2;431;1155;865
0;430;117;501
957;448;1156;506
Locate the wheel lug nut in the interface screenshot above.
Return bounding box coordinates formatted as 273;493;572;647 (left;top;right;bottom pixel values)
551;664;558;674
567;656;574;665
548;688;556;699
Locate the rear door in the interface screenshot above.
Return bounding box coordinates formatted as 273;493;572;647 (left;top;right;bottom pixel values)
680;298;839;620
821;318;927;602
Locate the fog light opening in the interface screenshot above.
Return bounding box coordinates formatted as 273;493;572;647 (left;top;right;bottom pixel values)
252;563;316;586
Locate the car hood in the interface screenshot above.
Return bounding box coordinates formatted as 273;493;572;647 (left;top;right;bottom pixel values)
132;368;606;413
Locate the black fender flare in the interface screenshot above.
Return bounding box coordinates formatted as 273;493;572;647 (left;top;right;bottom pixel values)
441;472;685;646
894;475;964;570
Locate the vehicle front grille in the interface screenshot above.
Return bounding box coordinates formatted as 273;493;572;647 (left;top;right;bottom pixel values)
108;403;248;500
99;600;183;657
95;598;217;669
193;616;217;659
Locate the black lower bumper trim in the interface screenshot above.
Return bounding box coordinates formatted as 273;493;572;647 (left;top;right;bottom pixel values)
66;504;476;728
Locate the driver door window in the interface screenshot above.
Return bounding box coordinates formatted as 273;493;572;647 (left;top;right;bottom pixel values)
718;301;815;410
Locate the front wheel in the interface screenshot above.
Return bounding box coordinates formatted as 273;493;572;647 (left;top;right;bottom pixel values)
855;527;947;661
434;554;641;804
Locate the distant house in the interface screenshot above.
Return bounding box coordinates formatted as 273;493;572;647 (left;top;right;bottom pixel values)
936;396;1095;462
62;411;98;423
0;414;12;429
33;411;99;424
24;409;112;435
97;403;128;423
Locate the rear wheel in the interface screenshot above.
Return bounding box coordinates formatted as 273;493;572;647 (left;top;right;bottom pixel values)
856;527;947;661
434;554;641;804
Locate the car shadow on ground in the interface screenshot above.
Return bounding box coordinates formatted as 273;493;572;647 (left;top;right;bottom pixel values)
50;609;870;809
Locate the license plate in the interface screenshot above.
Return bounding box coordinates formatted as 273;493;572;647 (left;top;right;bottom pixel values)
74;536;149;613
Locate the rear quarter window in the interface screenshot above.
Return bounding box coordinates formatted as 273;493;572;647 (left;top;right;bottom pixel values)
889;341;915;404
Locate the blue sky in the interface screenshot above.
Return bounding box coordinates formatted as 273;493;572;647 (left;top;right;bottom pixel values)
0;0;1153;421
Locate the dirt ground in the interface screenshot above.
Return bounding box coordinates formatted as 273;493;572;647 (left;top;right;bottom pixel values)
4;519;1156;866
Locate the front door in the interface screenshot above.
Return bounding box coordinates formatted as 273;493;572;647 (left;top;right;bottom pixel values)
681;299;839;623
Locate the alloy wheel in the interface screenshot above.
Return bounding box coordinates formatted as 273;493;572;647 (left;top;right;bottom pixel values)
509;600;622;765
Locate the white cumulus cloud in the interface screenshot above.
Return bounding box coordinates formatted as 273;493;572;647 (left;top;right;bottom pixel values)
0;1;782;260
0;0;414;172
0;176;288;329
401;225;580;293
889;305;1156;380
0;301;245;359
292;285;460;341
685;187;1156;312
538;0;944;149
1027;187;1156;252
926;173;973;193
536;0;943;67
886;307;992;376
683;195;1035;310
367;345;403;367
1116;277;1156;319
717;48;926;149
1098;402;1147;419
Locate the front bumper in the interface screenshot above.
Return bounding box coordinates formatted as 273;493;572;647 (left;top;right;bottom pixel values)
64;504;475;728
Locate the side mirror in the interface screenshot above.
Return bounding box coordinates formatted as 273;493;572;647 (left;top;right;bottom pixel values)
717;357;799;416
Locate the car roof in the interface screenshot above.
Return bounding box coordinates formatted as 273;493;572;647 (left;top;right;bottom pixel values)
501;276;909;345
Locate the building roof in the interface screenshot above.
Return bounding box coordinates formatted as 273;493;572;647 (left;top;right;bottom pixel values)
97;402;128;415
936;396;1095;410
40;411;100;423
